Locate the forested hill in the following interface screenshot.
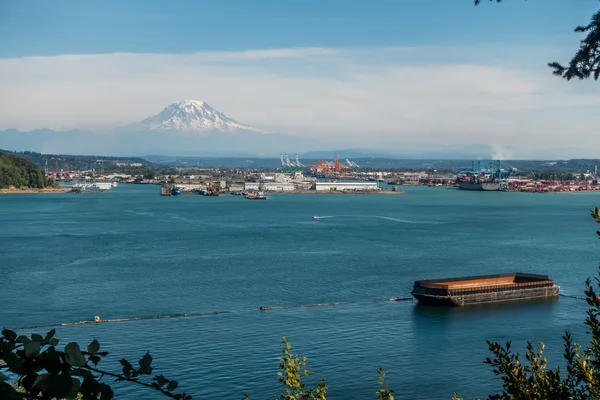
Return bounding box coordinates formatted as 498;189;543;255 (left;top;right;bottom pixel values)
0;152;53;189
0;150;151;171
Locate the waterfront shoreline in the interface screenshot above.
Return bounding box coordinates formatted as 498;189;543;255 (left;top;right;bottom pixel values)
265;189;406;195
0;187;72;195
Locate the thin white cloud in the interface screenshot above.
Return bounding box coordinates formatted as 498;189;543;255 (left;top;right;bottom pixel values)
0;45;599;157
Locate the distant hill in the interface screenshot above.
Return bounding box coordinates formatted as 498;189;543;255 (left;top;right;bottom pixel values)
0;152;53;189
0;150;152;172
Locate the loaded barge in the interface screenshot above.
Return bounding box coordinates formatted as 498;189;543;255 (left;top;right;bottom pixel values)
411;273;559;306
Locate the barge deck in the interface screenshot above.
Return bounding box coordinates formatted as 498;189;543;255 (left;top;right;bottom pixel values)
411;273;559;306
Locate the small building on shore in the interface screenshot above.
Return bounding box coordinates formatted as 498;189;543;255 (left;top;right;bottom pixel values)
229;183;245;192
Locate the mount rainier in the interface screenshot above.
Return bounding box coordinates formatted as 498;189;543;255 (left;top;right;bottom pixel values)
0;100;327;156
130;100;266;133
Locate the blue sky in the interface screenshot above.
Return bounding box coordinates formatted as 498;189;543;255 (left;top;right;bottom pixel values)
1;0;599;157
0;0;594;56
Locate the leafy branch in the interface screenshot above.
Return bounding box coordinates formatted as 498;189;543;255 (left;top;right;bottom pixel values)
0;328;191;400
375;368;395;400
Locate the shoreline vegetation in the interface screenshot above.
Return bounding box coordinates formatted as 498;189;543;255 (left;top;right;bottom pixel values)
0;187;71;194
0;152;56;191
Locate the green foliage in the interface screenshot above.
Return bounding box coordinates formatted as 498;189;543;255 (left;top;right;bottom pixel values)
592;207;600;238
275;336;327;400
0;329;191;399
375;368;395;400
475;0;600;80
0;152;53;189
242;337;396;400
0;149;151;173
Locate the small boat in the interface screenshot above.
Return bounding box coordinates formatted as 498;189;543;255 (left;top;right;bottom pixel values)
312;215;317;219
170;188;181;196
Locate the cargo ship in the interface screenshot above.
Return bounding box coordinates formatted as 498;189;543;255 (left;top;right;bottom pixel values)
456;160;516;191
411;273;559;306
458;181;501;191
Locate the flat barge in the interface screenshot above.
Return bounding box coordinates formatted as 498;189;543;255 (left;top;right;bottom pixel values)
411;273;559;306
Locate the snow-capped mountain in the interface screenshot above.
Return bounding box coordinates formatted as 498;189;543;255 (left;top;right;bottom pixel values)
130;100;266;133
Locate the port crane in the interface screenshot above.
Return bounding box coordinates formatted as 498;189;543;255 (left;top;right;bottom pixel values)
308;154;353;178
279;153;304;171
456;160;517;187
346;158;359;168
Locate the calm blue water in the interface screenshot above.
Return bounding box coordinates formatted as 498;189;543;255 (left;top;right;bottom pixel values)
1;185;599;399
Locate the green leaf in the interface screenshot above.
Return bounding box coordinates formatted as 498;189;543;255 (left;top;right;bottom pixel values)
44;329;56;343
88;354;101;366
87;339;100;354
48;373;74;398
139;352;152;368
49;338;59;347
120;358;133;378
138;365;153;375
5;352;23;373
70;368;94;378
15;335;31;344
21;372;38;391
81;376;98;398
155;374;167;387
167;380;179;391
99;382;114;400
1;329;17;341
120;358;133;370
65;377;82;400
41;347;63;374
64;342;87;367
31;333;44;343
32;373;51;391
25;341;41;358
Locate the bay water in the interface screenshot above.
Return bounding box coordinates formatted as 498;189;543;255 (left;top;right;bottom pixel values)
1;185;599;399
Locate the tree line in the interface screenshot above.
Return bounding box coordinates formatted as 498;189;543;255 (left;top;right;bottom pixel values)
0;152;54;189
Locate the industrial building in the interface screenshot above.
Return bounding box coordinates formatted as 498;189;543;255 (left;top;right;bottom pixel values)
313;182;379;191
244;182;295;191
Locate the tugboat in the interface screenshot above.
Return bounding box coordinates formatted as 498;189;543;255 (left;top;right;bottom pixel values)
245;191;267;200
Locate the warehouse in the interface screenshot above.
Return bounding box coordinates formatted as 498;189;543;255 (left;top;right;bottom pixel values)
313;182;379;191
244;182;295;191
